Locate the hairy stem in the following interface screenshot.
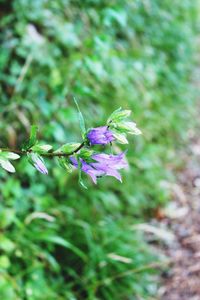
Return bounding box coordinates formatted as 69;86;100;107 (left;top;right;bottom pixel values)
0;142;85;157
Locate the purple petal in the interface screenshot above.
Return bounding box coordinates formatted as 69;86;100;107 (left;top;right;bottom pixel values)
70;157;104;184
34;159;48;174
105;168;122;182
70;152;127;183
92;152;128;169
87;126;115;145
70;156;78;167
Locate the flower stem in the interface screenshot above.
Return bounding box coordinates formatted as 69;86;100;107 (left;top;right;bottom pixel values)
0;142;85;157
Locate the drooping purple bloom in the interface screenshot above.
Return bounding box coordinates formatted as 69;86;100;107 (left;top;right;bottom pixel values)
91;152;128;182
87;126;115;145
31;154;48;175
70;157;104;184
70;152;128;183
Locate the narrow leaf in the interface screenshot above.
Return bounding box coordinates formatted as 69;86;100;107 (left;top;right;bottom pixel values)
73;97;86;138
35;235;87;261
23;125;38;150
29;125;38;146
77;157;87;189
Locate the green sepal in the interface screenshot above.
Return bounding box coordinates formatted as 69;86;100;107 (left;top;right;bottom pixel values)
57;157;73;173
79;148;94;160
74;97;86;139
77;156;87;189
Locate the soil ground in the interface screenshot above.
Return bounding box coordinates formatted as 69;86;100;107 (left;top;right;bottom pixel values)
156;57;200;300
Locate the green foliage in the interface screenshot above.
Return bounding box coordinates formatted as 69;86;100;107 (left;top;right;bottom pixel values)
58;143;82;154
0;0;198;299
108;108;141;144
24;125;38;150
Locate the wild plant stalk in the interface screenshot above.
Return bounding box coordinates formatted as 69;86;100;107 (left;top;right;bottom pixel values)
0;142;85;157
0;108;141;185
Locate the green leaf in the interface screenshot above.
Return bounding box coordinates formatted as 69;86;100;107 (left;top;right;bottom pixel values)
29;125;38;146
35;235;87;261
73;97;86;138
0;255;10;269
107;108;131;124
116;122;142;135
23;125;38;150
0;235;15;253
31;144;52;153
0;208;15;229
112;131;128;144
57;143;81;154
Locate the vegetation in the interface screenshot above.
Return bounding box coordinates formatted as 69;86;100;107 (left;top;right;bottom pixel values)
0;0;198;299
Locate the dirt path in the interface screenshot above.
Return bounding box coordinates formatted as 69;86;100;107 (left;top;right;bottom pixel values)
157;66;200;299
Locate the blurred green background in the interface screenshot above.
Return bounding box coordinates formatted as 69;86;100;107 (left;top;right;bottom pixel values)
0;0;199;299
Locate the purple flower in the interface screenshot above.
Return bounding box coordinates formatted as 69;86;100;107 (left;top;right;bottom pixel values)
70;152;128;183
70;157;104;184
87;126;115;145
31;154;48;175
91;152;128;182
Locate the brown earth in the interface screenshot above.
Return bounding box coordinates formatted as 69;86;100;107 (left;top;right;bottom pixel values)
157;64;200;300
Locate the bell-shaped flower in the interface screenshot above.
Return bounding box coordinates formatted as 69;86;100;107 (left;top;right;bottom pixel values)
87;126;115;145
70;152;128;184
30;153;48;175
91;152;128;182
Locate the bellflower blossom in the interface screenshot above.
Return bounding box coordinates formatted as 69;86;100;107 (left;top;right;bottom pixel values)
70;152;128;183
87;126;115;145
31;154;48;175
70;157;104;184
0;107;141;185
91;152;128;182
